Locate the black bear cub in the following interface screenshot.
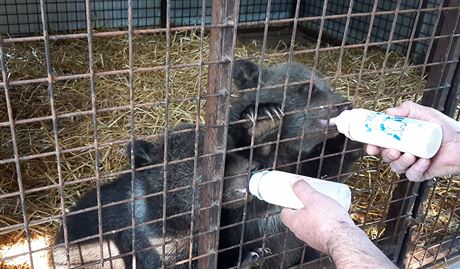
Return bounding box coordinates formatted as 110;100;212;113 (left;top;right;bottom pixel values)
217;59;363;268
51;59;362;269
51;125;265;269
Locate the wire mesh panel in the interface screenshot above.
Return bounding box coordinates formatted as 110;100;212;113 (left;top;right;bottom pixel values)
0;0;459;269
402;176;460;268
0;0;162;34
0;0;295;36
298;0;442;63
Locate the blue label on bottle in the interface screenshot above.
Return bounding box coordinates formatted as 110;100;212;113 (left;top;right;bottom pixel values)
365;113;407;141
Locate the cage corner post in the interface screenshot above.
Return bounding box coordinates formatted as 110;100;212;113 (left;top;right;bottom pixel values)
198;0;238;268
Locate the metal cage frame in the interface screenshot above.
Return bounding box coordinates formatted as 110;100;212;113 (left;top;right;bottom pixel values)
0;0;459;268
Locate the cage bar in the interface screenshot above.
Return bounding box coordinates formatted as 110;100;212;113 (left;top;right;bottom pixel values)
198;0;240;267
37;0;74;267
0;34;35;269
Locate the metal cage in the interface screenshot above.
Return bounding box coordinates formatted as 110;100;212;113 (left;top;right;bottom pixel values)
0;0;459;268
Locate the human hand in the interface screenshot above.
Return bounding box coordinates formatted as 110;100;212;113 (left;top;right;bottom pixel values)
280;180;354;255
366;101;460;181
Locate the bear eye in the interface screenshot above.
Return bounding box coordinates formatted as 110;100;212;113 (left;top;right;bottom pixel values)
250;163;261;173
251;162;270;173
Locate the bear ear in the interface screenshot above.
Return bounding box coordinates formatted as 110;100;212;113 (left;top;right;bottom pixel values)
232;59;260;90
312;70;331;93
125;140;162;168
298;76;331;97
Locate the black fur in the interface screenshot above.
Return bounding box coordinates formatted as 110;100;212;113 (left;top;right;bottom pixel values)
217;60;363;268
51;60;363;269
51;126;260;269
229;59;362;180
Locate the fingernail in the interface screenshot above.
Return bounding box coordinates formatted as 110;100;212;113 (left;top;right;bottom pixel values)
292;180;312;194
389;151;398;160
365;145;376;155
419;158;430;167
293;179;308;189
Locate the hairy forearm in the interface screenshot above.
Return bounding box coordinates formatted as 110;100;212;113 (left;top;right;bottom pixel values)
327;222;397;269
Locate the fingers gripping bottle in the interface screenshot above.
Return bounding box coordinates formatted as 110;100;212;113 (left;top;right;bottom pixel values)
331;108;443;159
249;170;352;210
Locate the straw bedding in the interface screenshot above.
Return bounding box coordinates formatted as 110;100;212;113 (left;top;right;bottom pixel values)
0;30;458;268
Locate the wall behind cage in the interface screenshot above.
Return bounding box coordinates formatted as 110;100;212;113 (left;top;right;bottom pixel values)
1;1;442;64
299;0;441;64
0;0;292;35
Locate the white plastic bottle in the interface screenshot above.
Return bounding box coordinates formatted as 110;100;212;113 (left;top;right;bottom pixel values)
331;108;443;159
249;170;351;210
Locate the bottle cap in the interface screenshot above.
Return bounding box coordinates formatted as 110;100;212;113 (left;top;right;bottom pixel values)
334;110;352;138
328;117;336;126
249;170;270;200
423;123;443;158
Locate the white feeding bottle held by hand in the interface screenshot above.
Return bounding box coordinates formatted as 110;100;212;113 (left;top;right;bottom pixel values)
249;170;351;210
330;108;443;159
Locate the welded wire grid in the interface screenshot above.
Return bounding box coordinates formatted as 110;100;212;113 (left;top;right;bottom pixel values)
403;176;460;268
299;0;442;64
404;100;460;269
0;0;293;35
0;0;459;268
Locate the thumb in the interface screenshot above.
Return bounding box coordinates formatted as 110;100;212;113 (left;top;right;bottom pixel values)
387;101;437;122
386;101;411;117
291;180;318;206
280;208;297;225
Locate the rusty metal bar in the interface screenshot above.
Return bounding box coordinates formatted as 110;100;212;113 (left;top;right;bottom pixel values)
160;0;172;267
2;24;457;48
370;0;402;110
188;0;207;267
1;73;458;129
83;0;106;266
0;145;366;204
342;4;381;259
391;0;425;107
37;0;72;267
127;0;138;266
277;0;303;265
313;0;356;184
240;0;275;266
199;0;239;267
0;36;35;269
2;38;459;88
297;0;332;265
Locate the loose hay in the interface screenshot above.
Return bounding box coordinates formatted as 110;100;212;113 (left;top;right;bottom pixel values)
0;30;456;268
